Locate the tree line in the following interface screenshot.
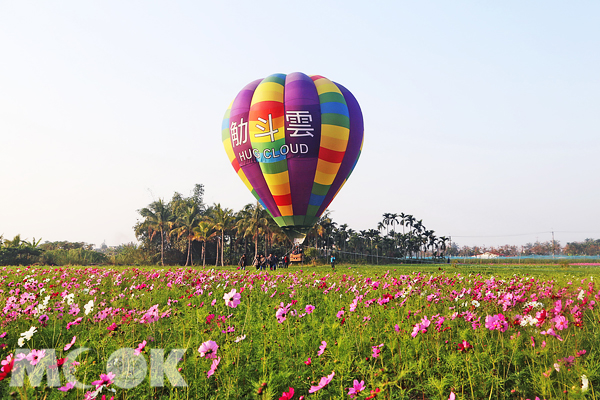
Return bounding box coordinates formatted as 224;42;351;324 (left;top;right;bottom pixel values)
446;238;600;257
5;183;597;266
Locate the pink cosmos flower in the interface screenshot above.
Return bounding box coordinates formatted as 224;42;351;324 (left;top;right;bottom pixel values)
276;303;291;323
348;379;365;398
58;381;76;391
540;327;563;341
91;372;115;388
198;340;219;359
484;314;508;332
448;392;456;400
134;340;147;355
140;305;159;324
1;354;14;372
107;323;117;331
223;289;241;308
411;316;431;338
317;341;327;356
336;310;345;319
305;305;315;314
66;317;83;330
221;326;235;334
279;387;294;400
304;357;311;365
308;371;335;393
207;356;221;378
554;315;568;330
394;324;400;333
26;349;45;366
457;340;472;352
64;336;77;351
371;343;383;358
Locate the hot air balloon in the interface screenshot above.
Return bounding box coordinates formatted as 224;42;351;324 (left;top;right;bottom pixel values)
222;72;364;244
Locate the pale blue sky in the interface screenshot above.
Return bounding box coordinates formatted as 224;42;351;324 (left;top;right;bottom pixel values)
1;1;599;248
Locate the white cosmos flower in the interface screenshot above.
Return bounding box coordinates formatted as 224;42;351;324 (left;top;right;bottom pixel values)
84;300;94;315
20;326;37;342
582;375;589;391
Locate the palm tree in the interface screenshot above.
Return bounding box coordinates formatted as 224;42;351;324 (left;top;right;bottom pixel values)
138;199;174;266
236;202;269;258
210;204;234;267
172;204;201;266
381;213;392;237
193;221;216;266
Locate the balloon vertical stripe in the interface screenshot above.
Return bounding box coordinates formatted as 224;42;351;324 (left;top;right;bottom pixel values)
316;83;364;217
305;75;350;222
248;74;294;218
229;79;281;217
221;101;267;210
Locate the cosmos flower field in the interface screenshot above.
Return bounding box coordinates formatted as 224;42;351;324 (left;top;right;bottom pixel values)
0;264;598;399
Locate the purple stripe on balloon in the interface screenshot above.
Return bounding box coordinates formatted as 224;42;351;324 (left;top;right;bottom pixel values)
284;72;321;220
316;83;364;217
230;78;281;217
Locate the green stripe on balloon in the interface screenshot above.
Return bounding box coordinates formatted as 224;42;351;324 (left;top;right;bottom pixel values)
260;160;288;175
321;113;350;129
318;92;346;104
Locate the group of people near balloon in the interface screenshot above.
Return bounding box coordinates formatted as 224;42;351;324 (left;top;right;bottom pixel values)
238;253;291;271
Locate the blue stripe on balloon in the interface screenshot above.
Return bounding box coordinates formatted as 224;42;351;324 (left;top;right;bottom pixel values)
308;193;326;206
258;198;268;210
222;118;229;130
320;102;349;117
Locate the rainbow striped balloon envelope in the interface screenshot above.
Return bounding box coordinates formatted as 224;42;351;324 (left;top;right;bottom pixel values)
222;72;364;244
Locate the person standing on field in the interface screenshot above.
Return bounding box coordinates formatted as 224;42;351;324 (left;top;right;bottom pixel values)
238;254;247;270
259;254;266;271
330;254;336;269
253;254;260;270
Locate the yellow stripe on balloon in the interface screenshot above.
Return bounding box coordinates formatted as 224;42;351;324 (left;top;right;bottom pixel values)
319;133;348;152
268;182;291;196
314;170;337;186
263;171;290;188
250;82;284;105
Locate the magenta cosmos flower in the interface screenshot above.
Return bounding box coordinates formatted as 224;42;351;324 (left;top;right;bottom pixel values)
198;340;219;359
279;387;294;400
223;289;241;308
554;315;568;330
484;314;508;332
348;379;365;398
207;357;221;378
309;371;335;393
26;349;45;366
317;341;327;356
305;305;315;314
91;372;115;388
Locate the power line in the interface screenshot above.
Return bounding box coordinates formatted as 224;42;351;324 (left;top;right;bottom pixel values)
452;231;600;239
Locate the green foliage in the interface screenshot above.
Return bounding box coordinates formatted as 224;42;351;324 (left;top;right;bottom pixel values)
0;235;42;266
40;248;106;265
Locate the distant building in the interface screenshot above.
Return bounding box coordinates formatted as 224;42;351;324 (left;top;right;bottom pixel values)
472;251;500;259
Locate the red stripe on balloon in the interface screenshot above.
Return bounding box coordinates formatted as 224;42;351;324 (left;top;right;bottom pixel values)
232;158;240;173
273;193;293;206
318;147;346;164
250;101;285;117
